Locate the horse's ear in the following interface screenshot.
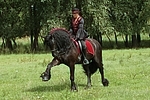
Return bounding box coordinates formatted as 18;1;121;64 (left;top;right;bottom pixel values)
47;34;53;39
43;34;52;45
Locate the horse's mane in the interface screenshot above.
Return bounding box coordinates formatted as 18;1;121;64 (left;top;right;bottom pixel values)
50;28;72;52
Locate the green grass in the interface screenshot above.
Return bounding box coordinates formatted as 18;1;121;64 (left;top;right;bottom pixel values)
0;48;150;100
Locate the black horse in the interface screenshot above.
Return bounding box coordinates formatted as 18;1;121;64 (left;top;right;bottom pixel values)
40;28;109;91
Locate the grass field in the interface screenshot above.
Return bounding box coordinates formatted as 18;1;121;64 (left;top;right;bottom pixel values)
0;48;150;100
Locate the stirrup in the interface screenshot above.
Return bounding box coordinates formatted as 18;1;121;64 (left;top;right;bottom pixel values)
83;59;89;65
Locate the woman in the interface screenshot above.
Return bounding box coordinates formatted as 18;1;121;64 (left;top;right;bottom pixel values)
69;8;89;65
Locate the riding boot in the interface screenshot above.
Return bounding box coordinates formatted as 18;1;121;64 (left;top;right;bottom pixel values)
82;48;89;65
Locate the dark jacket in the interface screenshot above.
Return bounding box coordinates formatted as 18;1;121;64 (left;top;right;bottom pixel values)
69;16;88;40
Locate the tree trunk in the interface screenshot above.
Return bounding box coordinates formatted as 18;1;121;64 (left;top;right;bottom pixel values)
6;38;13;50
30;4;34;51
31;29;34;51
33;27;39;51
30;3;39;51
137;33;141;47
1;37;5;48
12;38;17;48
114;31;118;47
132;34;137;48
93;34;97;41
124;34;129;47
104;32;113;48
98;32;102;46
92;32;102;46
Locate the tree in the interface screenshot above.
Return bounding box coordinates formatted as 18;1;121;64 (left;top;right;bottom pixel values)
108;0;150;48
1;0;149;52
0;0;28;50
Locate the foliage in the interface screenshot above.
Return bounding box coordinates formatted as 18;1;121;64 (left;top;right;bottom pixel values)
0;0;27;38
0;0;150;50
108;0;150;35
86;0;112;35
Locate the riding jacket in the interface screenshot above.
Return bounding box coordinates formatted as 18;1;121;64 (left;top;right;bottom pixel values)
69;16;88;40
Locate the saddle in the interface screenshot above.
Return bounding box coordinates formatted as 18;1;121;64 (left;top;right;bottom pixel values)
72;39;94;55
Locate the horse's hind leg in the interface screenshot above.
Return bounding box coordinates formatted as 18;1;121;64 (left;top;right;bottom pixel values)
98;63;109;86
83;65;92;88
86;69;92;88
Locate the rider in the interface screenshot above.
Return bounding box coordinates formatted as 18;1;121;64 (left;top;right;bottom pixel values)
69;7;89;65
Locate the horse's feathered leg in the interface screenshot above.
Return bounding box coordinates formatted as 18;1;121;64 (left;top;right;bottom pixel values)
83;65;92;88
69;63;77;91
40;57;60;81
99;63;109;86
86;67;92;88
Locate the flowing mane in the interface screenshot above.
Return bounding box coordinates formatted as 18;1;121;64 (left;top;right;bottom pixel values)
41;28;109;91
50;28;72;52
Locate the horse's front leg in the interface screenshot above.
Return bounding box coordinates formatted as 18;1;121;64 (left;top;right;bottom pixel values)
40;57;60;81
69;64;77;91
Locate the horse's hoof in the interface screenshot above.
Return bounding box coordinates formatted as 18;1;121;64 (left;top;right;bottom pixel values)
71;88;78;92
71;85;78;92
85;84;92;89
102;78;109;86
40;73;50;81
42;76;49;81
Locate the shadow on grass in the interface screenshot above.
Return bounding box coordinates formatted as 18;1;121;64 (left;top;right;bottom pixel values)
27;82;70;92
26;82;89;92
77;83;87;87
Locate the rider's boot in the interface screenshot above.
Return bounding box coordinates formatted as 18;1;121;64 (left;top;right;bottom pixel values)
82;48;89;65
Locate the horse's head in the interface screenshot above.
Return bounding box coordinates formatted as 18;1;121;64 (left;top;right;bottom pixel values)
44;33;56;52
44;28;73;57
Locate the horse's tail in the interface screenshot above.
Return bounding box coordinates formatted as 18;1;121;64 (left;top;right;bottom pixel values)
89;60;99;74
83;60;98;75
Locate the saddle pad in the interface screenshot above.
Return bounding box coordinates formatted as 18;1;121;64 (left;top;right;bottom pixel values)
85;40;94;55
73;39;94;55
